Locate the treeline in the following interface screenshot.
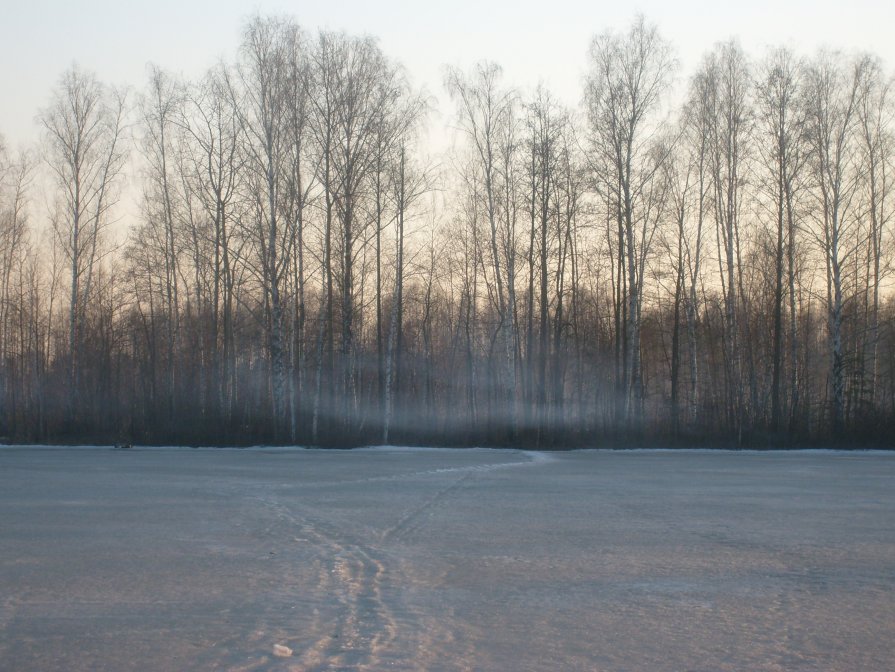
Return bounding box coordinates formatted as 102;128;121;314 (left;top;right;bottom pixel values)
0;15;893;447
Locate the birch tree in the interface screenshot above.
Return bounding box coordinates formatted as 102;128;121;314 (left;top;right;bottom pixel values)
856;56;893;411
755;47;807;431
445;62;519;436
585;15;675;429
39;66;128;406
181;64;245;421
804;52;864;434
236;16;303;439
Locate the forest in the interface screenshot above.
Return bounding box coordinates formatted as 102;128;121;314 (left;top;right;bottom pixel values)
0;14;893;448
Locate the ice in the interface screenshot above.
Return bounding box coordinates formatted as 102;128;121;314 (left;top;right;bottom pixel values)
1;446;894;671
272;643;292;657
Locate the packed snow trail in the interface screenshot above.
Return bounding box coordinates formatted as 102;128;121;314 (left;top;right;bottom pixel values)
243;448;553;670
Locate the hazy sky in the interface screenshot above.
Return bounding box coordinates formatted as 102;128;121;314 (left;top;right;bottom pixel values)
2;0;894;150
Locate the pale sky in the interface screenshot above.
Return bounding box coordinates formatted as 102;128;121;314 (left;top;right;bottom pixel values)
2;0;894;150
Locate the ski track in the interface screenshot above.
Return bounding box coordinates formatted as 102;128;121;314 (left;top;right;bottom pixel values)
377;452;551;544
381;472;474;544
207;449;552;670
262;496;398;671
287;449;555;490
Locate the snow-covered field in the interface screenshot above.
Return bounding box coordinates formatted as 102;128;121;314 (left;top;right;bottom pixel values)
1;447;894;671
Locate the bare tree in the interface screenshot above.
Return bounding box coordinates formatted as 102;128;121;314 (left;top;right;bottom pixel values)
803;52;864;434
755;47;808;431
523;87;564;439
236;16;305;439
179;64;245;423
446;62;519;438
657;129;693;435
306;31;407;441
39;66;128;409
856;56;893;411
0;145;32;435
138;65;185;422
383;136;432;442
677;72;715;428
585;15;675;429
697;41;754;437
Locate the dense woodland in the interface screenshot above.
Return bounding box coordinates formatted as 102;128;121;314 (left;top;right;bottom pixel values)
0;15;894;447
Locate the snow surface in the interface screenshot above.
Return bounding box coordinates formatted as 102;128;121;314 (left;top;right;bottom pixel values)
1;446;894;671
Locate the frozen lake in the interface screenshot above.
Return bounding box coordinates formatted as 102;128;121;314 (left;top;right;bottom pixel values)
1;447;894;671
